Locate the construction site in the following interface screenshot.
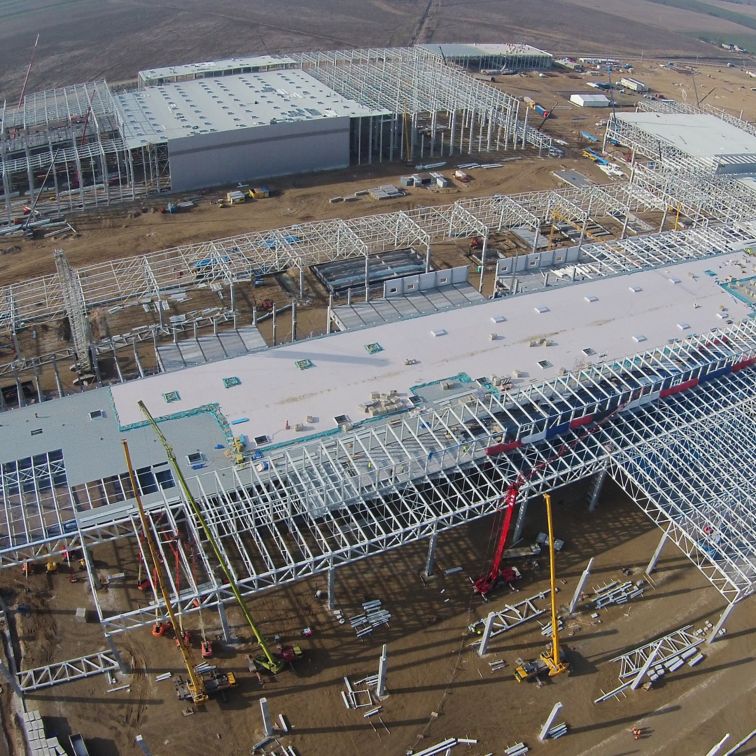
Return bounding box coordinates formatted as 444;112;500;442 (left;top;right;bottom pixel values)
0;39;755;756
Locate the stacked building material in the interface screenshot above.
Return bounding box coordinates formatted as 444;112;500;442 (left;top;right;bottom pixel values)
504;743;529;755
350;600;391;638
540;617;564;637
412;737;478;755
592;580;644;608
546;723;568;739
20;711;67;756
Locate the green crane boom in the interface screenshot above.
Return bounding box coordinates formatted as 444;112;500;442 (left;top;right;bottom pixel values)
137;400;285;673
122;440;208;704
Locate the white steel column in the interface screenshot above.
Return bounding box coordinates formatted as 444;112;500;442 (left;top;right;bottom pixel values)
630;639;662;689
259;697;273;737
538;702;563;742
568;557;594;614
376;644;388;698
707;602;736;644
423;528;438;578
646;529;669;575
327;558;336;611
477;612;495;657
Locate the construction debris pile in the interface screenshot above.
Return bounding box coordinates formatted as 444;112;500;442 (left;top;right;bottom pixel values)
409;736;479;755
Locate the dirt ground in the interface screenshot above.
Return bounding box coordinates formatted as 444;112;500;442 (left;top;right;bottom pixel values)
0;482;753;756
1;0;751;103
0;155;614;287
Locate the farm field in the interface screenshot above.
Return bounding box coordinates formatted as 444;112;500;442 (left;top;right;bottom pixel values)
1;0;754;101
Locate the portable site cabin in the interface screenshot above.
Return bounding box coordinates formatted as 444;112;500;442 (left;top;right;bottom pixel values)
570;93;610;108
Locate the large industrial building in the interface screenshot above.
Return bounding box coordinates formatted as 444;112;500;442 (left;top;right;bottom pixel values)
0;103;754;644
0;46;553;224
606;101;756;179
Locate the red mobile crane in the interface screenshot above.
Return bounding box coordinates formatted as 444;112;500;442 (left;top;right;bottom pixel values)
473;483;522;598
475;390;638;599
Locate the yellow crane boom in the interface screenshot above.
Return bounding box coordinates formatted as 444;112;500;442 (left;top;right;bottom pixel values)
122;440;208;704
137;401;284;673
541;492;568;677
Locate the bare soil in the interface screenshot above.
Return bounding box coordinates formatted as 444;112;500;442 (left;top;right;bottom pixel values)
0;156;611;286
1;0;750;102
0;483;753;755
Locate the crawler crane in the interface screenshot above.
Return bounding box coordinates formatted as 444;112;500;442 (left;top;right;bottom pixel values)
138;401;302;674
122;441;235;704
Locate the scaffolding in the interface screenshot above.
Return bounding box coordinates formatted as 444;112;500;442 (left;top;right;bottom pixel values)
0;81;143;225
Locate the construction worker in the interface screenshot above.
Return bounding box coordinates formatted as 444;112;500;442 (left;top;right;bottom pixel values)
46;560;58;574
632;727;642;741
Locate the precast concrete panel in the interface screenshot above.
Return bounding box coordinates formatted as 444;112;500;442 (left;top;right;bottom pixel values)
168;117;350;191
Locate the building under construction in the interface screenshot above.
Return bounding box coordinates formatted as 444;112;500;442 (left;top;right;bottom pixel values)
0;46;552;224
0;48;754;754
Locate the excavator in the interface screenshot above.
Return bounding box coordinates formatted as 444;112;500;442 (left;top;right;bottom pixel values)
514;492;569;682
122;441;235;704
138;401;302;674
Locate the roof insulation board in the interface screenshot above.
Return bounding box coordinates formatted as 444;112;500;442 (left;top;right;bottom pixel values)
110;251;754;447
115;69;385;147
615;111;756;160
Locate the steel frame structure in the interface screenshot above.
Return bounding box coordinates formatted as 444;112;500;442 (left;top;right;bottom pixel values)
482;590;551;638
611;625;703;680
0;81;142;225
16;651;119;692
5;319;747;633
0;179;681;336
609;403;755;602
294;47;552;158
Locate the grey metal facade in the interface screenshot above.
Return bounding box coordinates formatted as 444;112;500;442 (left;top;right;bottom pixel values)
168;117;351;192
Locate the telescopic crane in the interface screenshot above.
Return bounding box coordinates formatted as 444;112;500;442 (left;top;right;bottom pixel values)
539;492;569;676
138;401;301;674
513;492;569;682
122;441;236;704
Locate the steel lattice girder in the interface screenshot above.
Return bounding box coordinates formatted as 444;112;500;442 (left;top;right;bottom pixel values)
81;320;756;633
608;402;755;603
610;625;703;679
0;173;748;333
16;651;119;692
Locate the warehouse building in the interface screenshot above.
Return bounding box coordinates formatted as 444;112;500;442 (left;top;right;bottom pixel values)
116;69;385;191
420;43;552;70
606;108;756;178
1;46;553;224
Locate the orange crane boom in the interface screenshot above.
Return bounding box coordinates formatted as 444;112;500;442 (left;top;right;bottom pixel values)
122;440;208;704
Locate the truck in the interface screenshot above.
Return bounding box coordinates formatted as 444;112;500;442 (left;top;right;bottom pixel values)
69;734;91;756
513;657;550;682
